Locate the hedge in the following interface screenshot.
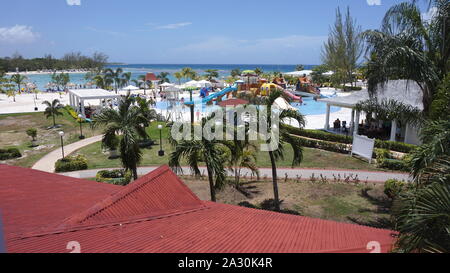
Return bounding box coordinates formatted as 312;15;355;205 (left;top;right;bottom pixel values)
285;125;416;153
377;159;409;171
55;155;88;172
96;169;132;185
0;147;22;160
296;137;350;154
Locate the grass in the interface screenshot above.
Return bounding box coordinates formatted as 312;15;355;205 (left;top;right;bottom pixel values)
0;109;100;167
73;122;382;171
178;176;392;226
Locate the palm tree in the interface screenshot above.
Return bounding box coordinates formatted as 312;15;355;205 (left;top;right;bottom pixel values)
93;93;148;180
136;96;157;136
157;72;170;84
391;119;450;253
254;67;263;76
10;73;27;96
261;89;306;210
181;67;198;125
104;68;125;93
204;69;219;81
169;117;226;202
363;0;449;112
221;136;259;188
174;71;183;85
42;99;63;127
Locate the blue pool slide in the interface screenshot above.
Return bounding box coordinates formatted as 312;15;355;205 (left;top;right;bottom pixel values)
184;85;238;105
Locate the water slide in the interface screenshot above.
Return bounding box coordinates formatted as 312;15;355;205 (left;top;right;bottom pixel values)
283;89;302;101
184;85;238;105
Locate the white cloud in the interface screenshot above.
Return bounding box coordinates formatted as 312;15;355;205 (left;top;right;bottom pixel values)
156;22;192;30
0;25;39;44
366;0;381;6
66;0;81;5
422;7;437;22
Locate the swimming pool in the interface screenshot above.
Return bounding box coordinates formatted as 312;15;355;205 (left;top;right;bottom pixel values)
154;97;340;116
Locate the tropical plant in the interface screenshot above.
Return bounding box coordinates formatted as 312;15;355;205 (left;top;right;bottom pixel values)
169;116;226;202
136;96;157;136
390;118;450;253
260;89;306;210
42;99;63;127
322;7;363;89
26;128;37;142
174;71;183;85
51;72;70;91
10;73;27;94
230;68;241;78
204;69;219;81
157;72;170;83
363;0;450;112
104;68;126;93
93;93;148;180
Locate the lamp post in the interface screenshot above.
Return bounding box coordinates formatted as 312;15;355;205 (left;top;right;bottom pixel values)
77;114;85;139
59;131;65;159
158;124;164;157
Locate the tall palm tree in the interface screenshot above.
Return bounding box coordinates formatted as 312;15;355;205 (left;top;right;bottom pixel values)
42;99;63;127
181;67;198;125
363;0;449;112
261;89;306;210
392;119;450;253
93;93;148;180
157;72;170;84
169;117;226;202
10;73;27;95
104;68;125;93
174;71;183;85
204;69;219;81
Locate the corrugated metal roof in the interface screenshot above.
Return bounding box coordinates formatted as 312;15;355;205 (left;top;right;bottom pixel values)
0;164;120;238
1;164;396;253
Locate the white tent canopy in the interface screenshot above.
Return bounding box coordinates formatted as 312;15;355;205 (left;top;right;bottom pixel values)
122;85;139;91
283;70;313;76
184;80;198;87
159;82;174;87
197;80;212;88
68;89;120;118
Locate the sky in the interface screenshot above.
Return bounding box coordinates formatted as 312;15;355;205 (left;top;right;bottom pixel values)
0;0;432;65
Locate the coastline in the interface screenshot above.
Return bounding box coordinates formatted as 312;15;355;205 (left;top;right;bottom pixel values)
5;70;90;76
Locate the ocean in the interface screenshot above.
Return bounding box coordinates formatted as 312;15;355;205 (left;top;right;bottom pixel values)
22;64;316;90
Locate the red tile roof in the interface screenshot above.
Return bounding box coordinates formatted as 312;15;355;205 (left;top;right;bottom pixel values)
145;73;158;82
1;164;396;253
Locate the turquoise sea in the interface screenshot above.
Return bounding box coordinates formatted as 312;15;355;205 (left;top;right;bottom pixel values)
22;64;315;90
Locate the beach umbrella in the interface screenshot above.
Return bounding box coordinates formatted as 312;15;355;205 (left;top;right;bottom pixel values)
241;70;256;75
159;82;174;87
122;85;139;91
197;80;212;88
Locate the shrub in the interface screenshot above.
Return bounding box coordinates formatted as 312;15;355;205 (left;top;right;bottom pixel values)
296;137;350;154
96;169;132;185
55;155;88;172
378;159;409;171
375;148;392;161
0;147;22;160
285;125;417;153
26;128;37;141
384;179;407;199
65;105;84;122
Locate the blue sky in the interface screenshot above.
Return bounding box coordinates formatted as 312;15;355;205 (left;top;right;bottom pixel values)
0;0;430;64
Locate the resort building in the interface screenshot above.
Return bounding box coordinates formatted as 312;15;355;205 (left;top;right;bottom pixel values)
0;164;395;253
319;80;423;145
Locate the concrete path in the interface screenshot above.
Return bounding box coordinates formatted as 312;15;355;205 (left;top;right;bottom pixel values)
62;166;411;183
32;135;102;173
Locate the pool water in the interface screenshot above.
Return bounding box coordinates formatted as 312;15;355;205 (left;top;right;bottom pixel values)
154;97;340;116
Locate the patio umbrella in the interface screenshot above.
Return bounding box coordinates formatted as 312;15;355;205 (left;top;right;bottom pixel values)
122;85;139;91
197;80;212;88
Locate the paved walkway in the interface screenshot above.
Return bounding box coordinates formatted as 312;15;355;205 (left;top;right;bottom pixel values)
62;166;411;183
32;135;102;173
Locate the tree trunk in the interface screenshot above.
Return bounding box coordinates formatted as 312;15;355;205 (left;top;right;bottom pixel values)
268;151;280;211
132;167;138;181
52;114;56;127
206;162;216;202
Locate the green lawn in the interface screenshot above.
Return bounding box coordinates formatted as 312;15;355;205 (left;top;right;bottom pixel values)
73;122;382;171
0;110;100;167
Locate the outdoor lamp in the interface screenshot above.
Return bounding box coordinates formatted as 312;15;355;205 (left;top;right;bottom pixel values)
58;131;65;159
158;124;164;156
78;114;85;139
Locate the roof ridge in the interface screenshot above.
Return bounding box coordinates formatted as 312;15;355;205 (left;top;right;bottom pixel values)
13;206;211;241
57;165;204;228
